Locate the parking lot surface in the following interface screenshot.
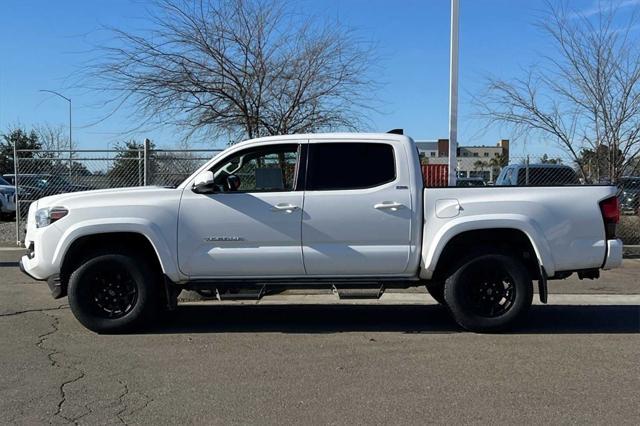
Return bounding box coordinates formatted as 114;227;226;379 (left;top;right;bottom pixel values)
1;248;639;424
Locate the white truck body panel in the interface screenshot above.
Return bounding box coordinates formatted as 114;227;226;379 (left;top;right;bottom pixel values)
178;189;305;277
419;185;618;279
22;187;184;282
300;136;419;276
21;132;622;288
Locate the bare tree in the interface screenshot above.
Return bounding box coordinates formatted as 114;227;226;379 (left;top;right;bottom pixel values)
84;0;377;142
35;124;74;151
475;1;640;182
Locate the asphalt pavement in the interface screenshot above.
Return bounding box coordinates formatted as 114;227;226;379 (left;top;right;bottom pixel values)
1;248;638;424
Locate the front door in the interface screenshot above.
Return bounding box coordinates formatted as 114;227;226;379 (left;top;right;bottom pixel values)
301;141;413;276
178;143;305;278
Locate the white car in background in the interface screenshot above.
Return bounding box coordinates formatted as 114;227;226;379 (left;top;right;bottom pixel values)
0;176;16;219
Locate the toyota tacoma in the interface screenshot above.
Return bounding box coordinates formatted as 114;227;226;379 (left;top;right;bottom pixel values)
20;133;623;332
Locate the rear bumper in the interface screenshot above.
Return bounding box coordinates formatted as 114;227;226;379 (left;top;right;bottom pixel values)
603;239;623;270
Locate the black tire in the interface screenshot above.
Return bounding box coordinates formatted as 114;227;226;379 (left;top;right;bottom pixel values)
444;253;533;332
425;281;446;305
68;252;160;333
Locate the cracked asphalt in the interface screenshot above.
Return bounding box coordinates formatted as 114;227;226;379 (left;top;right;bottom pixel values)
1;249;639;425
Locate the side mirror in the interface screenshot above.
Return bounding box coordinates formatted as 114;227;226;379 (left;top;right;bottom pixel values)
192;171;216;194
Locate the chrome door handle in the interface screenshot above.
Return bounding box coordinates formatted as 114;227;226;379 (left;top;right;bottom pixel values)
271;203;299;212
374;201;403;211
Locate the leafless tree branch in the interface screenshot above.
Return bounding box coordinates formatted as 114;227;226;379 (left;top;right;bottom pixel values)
80;0;378;144
474;0;640;182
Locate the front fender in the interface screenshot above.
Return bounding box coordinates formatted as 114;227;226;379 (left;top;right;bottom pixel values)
420;214;555;279
52;218;183;282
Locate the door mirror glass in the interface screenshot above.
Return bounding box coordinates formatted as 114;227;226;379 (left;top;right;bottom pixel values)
192;171;216;194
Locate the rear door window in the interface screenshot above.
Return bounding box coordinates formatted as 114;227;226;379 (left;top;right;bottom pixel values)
306;143;396;190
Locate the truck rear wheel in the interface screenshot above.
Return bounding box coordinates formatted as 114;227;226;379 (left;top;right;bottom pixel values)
444;253;533;332
68;252;159;333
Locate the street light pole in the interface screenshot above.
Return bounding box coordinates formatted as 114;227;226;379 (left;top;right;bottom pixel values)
448;0;459;186
39;89;72;178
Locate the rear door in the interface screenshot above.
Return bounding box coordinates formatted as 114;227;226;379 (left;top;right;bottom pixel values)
301;141;413;276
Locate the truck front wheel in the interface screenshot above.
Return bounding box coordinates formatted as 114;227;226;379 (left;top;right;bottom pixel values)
444;253;533;332
68;252;159;333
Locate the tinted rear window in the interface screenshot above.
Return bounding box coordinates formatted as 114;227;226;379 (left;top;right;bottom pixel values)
306;143;396;190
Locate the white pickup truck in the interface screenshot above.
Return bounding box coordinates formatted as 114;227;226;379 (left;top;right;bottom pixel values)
20;133;623;333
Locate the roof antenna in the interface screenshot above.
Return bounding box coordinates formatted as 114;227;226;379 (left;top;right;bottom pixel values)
387;129;404;135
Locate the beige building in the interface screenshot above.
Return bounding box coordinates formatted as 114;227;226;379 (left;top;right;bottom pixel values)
415;139;510;182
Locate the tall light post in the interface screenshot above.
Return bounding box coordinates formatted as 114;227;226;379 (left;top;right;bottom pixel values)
39;89;72;178
448;0;459;186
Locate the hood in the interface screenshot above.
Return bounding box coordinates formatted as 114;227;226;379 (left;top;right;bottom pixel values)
0;185;15;192
36;186;174;209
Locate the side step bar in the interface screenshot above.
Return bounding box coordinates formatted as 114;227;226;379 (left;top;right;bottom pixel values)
184;282;387;301
332;284;384;299
216;285;266;301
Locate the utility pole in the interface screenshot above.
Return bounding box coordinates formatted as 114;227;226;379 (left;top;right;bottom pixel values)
448;0;459;186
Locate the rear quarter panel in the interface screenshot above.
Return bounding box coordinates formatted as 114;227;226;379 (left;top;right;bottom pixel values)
420;186;617;279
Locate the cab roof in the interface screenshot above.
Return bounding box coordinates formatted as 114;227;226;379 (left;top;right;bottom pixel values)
232;132;413;150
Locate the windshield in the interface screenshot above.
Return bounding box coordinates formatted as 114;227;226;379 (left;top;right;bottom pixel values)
0;176;10;186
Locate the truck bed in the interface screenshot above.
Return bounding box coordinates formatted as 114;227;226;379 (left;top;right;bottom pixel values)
420;185;623;279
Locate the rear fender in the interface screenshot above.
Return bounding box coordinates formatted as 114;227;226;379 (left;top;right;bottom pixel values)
420;214;555;279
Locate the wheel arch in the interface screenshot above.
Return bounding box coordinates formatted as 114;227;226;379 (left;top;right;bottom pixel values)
58;231;167;297
422;220;554;281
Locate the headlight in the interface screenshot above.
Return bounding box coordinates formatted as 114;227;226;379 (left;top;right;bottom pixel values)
35;207;68;228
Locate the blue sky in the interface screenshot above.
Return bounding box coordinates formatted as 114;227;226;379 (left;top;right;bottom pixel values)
0;0;613;155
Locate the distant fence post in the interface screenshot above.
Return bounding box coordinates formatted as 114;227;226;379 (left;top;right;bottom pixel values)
69;149;73;183
143;138;151;186
13;144;20;246
137;149;143;186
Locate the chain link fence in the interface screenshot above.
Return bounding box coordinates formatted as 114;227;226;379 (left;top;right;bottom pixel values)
7;145;221;243
3;147;639;253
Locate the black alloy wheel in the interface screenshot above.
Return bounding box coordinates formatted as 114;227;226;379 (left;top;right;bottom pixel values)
444;252;533;332
460;262;516;318
89;266;138;319
68;252;159;333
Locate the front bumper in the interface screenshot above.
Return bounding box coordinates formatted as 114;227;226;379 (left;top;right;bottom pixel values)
18;258;39;281
603;239;623;270
19;258;65;299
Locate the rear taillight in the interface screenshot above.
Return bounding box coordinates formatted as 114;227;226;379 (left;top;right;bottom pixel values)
599;196;619;239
